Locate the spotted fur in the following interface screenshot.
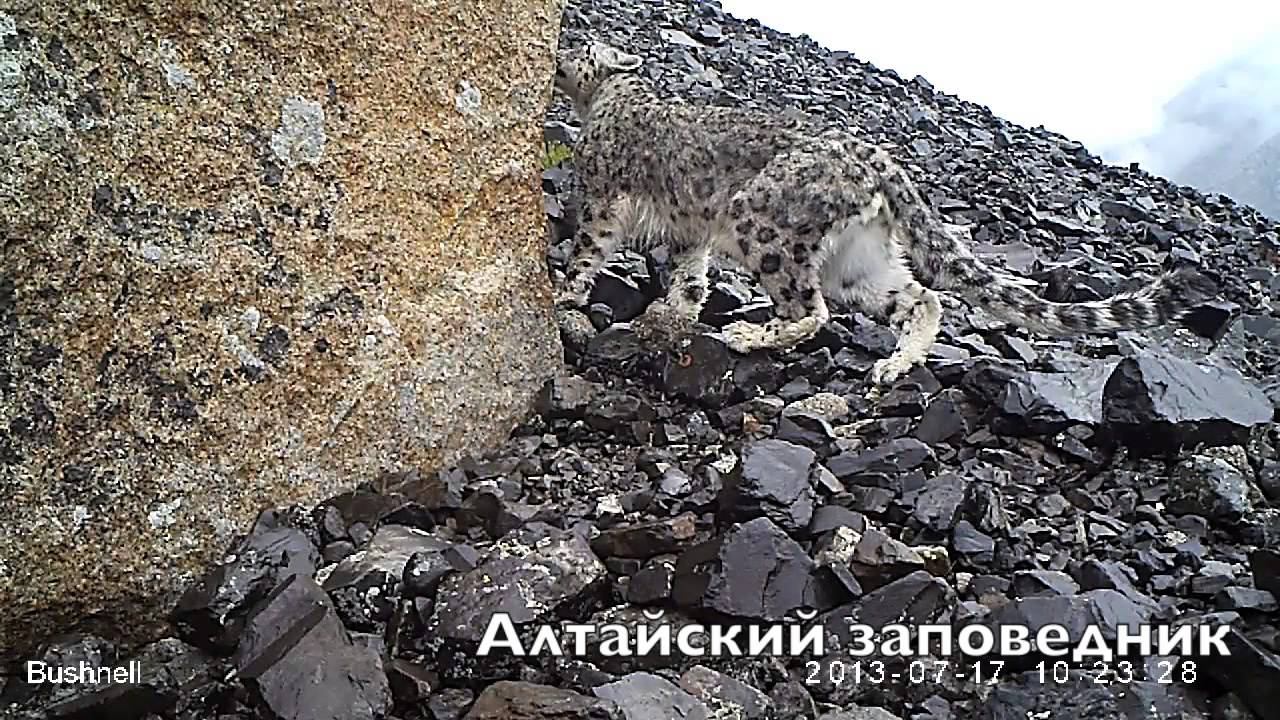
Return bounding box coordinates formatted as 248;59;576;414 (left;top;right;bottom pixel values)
551;42;1217;384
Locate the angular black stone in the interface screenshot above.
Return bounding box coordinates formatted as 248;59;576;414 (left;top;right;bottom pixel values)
457;489;541;539
952;520;995;563
429;525;607;645
591;512;698;559
1250;549;1280;598
915;388;970;444
627;557;676;606
718;439;817;533
386;658;435;706
912;472;966;533
589;268;649;322
234;574;390;720
1167;451;1257;523
171;507;319;652
1181;299;1239;341
1214;587;1278;612
1099;199;1151;222
980;589;1149;668
826;438;935;483
1011;569;1079;597
823;570;951;645
1102;351;1272;456
732;355;787;399
850;528;926;589
775;411;837;448
997;362;1115;435
1074;560;1152;607
806;505;868;537
1200;627;1280;720
324;524;450;593
673;517;835;621
402;546;461;599
585;392;658;432
536;375;603;419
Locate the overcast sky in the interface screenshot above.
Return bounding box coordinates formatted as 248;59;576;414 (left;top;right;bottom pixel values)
721;1;1280;175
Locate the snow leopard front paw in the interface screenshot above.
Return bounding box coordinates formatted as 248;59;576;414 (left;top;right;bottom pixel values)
869;355;911;386
631;301;695;347
720;320;770;354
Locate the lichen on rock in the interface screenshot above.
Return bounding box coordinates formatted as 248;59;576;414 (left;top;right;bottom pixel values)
269;96;326;167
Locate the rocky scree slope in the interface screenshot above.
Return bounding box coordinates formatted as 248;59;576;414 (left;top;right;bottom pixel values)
4;0;1280;719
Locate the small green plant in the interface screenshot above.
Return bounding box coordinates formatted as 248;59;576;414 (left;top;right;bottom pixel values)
542;140;573;168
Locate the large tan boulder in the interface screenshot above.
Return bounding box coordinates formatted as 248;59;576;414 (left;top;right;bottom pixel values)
0;0;565;659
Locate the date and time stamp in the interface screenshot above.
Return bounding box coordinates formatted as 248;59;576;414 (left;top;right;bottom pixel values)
803;657;1200;687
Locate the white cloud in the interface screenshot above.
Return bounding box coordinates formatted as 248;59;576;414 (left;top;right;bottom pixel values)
721;0;1280;161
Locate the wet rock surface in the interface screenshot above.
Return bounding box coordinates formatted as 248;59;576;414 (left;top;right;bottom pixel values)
6;0;1280;718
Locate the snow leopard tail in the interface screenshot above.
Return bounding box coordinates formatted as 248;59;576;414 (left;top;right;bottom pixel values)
877;171;1217;336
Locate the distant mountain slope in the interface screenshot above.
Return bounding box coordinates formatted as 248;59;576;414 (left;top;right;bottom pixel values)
1130;32;1280;219
1213;129;1280;217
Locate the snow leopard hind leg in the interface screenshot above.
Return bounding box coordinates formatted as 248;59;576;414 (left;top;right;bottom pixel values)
821;192;943;387
716;156;836;355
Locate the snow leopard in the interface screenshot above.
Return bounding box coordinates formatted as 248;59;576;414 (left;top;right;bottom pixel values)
550;41;1217;385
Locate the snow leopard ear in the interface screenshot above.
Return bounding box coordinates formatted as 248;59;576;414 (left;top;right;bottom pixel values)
594;43;643;72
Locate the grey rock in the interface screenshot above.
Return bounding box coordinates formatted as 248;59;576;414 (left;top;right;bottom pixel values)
1200;627;1280;720
1250;549;1280;598
851;528;927;589
718;439;817;533
1214;587;1278;612
591;512;699;559
826;438;935;482
627;557;676;605
953;520;995;563
466;681;621;719
678;665;771;719
1011;570;1080;597
593;672;709;720
912;472;967;532
1102;351;1272;456
997;361;1116;434
673;517;835;621
823;570;952;645
171;507;319;652
1168;449;1259;522
233;574;390;720
536;375;604;419
585;392;658;431
916;389;971;444
430;526;607;644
